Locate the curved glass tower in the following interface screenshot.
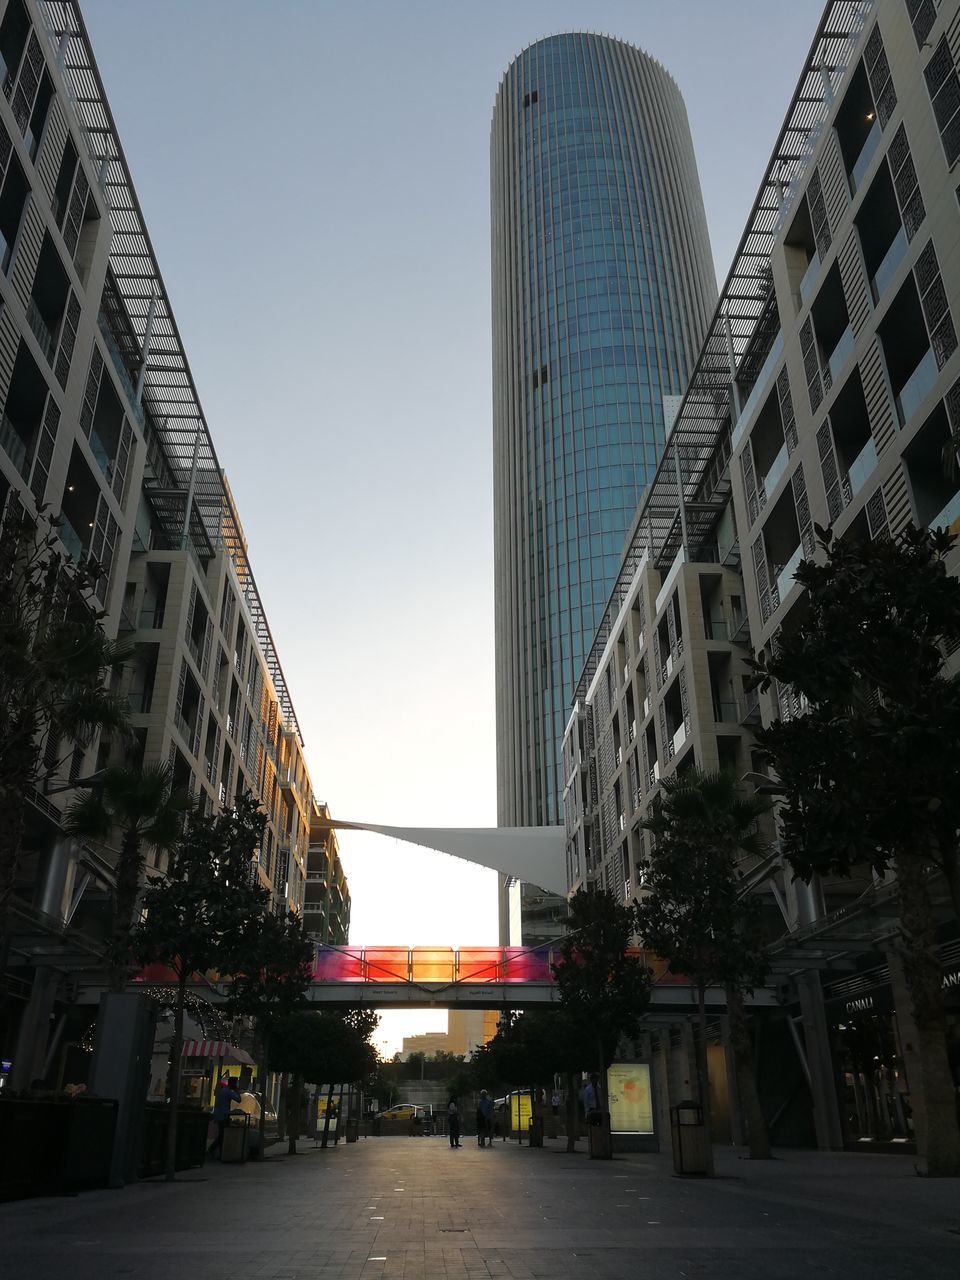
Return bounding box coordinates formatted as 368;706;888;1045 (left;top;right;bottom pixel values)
492;33;717;840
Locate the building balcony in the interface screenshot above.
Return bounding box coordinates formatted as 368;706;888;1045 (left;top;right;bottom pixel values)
26;298;57;365
761;440;790;502
57;513;84;563
97;313;145;427
0;412;29;478
774;545;803;609
88;429;114;484
733;331;784;448
713;700;740;724
799;251;820;306
930;488;960;533
850;120;881;194
138;605;165;629
896;348;938;428
669;723;687;758
843;437;878;502
870;226;908;305
826;326;855;386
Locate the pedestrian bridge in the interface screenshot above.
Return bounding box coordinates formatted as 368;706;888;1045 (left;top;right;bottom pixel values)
306;944;779;1012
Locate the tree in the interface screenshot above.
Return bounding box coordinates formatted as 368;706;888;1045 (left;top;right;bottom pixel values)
224;906;314;1153
132;794;268;1179
0;503;129;944
551;888;651;1120
268;1009;378;1154
65;764;192;991
636;769;772;1166
751;523;960;1176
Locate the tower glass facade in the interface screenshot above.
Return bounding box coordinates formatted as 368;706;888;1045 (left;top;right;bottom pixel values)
492;34;717;840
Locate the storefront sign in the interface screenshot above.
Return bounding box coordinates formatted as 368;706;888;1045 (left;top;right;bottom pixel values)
607;1063;653;1134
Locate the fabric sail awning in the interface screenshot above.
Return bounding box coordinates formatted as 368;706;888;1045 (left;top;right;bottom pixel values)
181;1040;254;1065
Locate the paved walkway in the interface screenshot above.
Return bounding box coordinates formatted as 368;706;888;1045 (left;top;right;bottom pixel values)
2;1135;959;1279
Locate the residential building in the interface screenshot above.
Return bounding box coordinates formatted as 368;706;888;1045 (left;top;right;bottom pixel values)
0;0;343;1088
305;803;351;946
563;0;960;1156
401;1031;450;1060
491;33;717;942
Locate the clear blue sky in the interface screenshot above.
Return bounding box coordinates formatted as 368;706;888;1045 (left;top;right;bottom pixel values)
83;0;822;1054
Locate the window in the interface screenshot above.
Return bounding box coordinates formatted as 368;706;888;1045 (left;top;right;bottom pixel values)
905;0;937;50
0;0;28;91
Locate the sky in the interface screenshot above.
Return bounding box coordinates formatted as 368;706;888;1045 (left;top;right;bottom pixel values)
82;0;823;1056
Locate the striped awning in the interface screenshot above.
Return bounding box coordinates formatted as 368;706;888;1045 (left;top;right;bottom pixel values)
181;1040;254;1065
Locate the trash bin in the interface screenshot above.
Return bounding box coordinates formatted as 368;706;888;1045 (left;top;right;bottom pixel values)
670;1102;708;1175
221;1113;249;1163
527;1115;544;1148
587;1113;612;1160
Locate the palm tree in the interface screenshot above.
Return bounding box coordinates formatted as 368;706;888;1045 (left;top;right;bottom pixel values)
65;763;192;990
637;768;772;1164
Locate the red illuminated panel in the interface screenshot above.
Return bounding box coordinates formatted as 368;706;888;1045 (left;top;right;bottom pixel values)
456;948;503;983
410;948;455;982
312;946;364;981
363;947;410;982
501;946;553;982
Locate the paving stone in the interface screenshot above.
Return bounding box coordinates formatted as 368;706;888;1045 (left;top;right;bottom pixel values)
1;1136;959;1279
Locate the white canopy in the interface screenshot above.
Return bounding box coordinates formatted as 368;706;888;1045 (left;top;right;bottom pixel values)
316;821;568;896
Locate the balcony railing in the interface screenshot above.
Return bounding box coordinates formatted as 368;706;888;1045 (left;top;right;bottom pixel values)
826;325;854;385
775;545;804;607
88;429;114;482
762;440;790;501
670;723;687;758
850;120;881;193
929;488;960;533
0;412;29;477
26;298;57;364
799;251;820;306
705;611;727;641
57;514;84;562
97;313;145;427
844;436;878;500
138;606;165;629
713;700;740;723
896;348;937;427
870;226;908;304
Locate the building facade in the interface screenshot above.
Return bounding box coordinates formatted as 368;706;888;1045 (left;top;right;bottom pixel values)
563;0;960;1155
0;0;346;1087
491;33;716;940
306;803;351;946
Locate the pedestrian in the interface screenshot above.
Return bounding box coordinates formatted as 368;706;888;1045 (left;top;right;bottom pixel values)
447;1095;461;1147
581;1073;602;1126
476;1089;494;1146
551;1088;561;1117
208;1075;242;1159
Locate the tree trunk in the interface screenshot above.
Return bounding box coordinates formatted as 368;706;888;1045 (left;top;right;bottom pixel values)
564;1070;578;1152
596;1033;607;1113
695;984;716;1177
895;856;960;1176
257;1026;268;1157
109;828;143;992
287;1073;302;1155
725;986;771;1159
320;1081;335;1148
164;971;188;1181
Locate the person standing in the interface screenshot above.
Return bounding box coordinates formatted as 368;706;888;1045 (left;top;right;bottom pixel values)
447;1096;461;1148
208;1076;242;1159
476;1090;494;1146
581;1073;602;1125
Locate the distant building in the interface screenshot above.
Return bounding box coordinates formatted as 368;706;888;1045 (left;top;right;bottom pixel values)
401;1031;450;1060
491;33;716;942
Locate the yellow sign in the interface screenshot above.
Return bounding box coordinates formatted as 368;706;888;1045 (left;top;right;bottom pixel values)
607;1063;653;1134
509;1090;532;1131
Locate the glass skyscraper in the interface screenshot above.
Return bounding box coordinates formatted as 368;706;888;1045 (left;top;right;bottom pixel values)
492;35;716;864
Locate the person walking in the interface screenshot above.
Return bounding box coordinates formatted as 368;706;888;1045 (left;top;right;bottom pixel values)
208;1075;242;1160
476;1089;494;1146
447;1096;461;1147
581;1073;602;1126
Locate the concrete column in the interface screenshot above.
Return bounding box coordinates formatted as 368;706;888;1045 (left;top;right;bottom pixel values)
885;949;925;1157
797;970;843;1150
8;966;59;1090
88;992;158;1186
